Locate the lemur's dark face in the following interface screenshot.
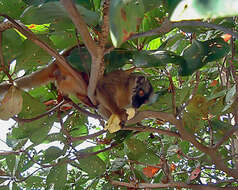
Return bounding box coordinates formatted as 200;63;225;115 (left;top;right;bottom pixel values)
132;76;153;108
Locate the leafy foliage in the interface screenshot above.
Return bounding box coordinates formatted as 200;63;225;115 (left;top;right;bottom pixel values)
0;0;238;189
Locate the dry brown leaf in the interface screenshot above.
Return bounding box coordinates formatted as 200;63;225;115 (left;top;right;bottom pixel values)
0;86;23;120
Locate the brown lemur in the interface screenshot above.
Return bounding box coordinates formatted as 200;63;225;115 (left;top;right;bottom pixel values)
0;47;154;128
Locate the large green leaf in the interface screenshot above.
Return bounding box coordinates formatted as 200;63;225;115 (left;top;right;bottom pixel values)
2;29;23;66
125;138;147;155
42;146;64;164
11;92;55;144
171;0;238;21
65;113;88;146
25;176;44;189
142;0;163;12
46;162;67;189
134;50;186;68
49;31;77;49
78;155;106;178
181;38;230;75
0;0;27;19
16;37;54;71
66;47;91;73
110;0;144;47
181;40;204;76
138;8;165;44
6;154;16;174
202;38;230;62
125;138;160;164
104;49;133;72
21;2;99;27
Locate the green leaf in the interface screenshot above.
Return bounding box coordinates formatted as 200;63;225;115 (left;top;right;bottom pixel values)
11;92;54;144
65;113;88;147
134;50;186;68
181;40;204;76
28;85;56;103
125;138;147;154
141;0;163;12
147;38;162;50
2;29;23;66
202;38;230;62
78;155;106;178
225;85;236;104
181;38;230;75
11;182;18;190
139;8;165;44
50;31;77;49
16;37;54;71
25;176;44;189
138;149;161;165
42;146;63;164
171;0;238;21
46;162;67;189
110;0;144;47
179;141;190;154
16;153;34;174
21;2;99;26
66;47;91;73
92;145;109;162
104;49;133;72
6;155;16;174
0;0;27;18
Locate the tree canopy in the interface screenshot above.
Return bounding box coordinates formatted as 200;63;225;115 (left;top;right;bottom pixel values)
0;0;238;189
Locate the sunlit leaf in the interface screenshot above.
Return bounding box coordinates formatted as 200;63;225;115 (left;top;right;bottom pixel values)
110;0;144;47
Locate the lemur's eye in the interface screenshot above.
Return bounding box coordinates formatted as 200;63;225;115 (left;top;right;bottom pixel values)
138;90;144;97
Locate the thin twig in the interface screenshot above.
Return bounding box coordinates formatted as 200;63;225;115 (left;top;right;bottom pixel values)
166;70;177;116
70;130;106;142
128;18;173;41
128;19;238;41
13;100;66;123
213;124;238;149
65;97;102;119
124;126;180;138
173;20;238;40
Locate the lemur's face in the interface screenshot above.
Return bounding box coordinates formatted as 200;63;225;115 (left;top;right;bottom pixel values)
132;76;153;108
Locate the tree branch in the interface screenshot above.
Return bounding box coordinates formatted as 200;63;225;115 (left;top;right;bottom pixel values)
213;124;238;149
60;0;105;104
13;100;65;123
128;18;173;41
124;126;180;138
60;0;98;57
128;19;238;41
111;181;237;190
126;110;238;178
70;130;106;142
126;111;177;125
173;20;238;40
